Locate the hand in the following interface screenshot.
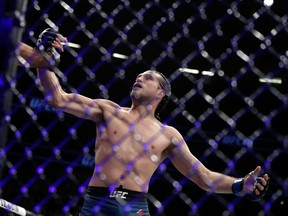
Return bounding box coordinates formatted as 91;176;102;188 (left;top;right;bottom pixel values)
52;31;67;52
37;28;66;51
36;28;67;66
243;166;270;201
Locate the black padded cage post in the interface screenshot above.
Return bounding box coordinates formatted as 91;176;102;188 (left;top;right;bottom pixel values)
0;0;28;179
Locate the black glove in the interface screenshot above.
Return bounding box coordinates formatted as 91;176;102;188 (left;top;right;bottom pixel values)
246;176;270;201
36;28;61;67
232;172;270;201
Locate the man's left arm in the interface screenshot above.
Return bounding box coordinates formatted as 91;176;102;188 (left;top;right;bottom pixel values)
168;127;270;201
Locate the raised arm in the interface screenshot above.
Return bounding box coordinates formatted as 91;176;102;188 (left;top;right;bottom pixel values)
168;127;269;201
18;28;66;68
34;28;104;122
37;68;103;122
18;42;49;68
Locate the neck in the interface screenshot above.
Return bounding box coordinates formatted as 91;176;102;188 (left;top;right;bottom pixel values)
129;101;157;119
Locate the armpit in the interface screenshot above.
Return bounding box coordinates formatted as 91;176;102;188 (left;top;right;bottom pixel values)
162;142;177;157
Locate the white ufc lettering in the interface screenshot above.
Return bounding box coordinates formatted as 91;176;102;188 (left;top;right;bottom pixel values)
109;190;128;199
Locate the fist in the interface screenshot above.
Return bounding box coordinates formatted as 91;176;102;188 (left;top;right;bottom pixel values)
36;28;59;51
36;28;65;67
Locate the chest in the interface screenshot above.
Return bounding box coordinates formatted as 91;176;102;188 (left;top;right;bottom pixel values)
99;112;171;156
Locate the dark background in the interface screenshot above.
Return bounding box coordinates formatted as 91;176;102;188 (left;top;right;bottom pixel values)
0;0;288;215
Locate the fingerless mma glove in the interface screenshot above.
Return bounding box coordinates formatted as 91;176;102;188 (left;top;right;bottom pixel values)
232;175;270;201
36;28;60;67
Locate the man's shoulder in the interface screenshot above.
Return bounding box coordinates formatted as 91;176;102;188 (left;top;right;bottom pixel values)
95;99;129;113
95;99;119;108
160;124;177;133
161;124;184;144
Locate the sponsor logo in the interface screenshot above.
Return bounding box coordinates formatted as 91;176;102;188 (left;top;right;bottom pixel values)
137;209;149;216
109;190;128;199
29;97;57;112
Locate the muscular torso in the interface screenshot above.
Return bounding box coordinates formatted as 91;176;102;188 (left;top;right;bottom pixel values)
88;101;173;192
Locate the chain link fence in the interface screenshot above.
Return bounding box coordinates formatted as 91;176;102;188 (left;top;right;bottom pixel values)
0;0;287;215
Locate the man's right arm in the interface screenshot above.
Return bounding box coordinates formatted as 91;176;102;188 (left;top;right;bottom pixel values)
18;42;49;68
18;28;66;68
37;68;103;122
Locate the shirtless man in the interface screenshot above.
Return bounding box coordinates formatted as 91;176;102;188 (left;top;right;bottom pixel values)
37;29;270;216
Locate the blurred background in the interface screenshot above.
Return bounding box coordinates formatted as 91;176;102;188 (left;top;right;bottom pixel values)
0;0;287;215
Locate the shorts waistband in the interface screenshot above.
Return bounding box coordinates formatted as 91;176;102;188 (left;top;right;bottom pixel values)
86;186;148;202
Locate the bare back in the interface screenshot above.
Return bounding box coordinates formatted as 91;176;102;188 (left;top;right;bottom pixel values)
89;99;173;192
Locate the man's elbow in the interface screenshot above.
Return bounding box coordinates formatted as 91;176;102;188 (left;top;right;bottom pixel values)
45;94;65;109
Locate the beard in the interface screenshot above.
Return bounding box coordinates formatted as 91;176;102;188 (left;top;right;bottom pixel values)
130;90;157;108
130;89;142;100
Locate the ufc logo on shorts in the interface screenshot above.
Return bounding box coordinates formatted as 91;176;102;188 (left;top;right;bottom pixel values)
109;190;128;199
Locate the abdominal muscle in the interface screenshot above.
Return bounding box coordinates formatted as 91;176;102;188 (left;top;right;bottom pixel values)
88;138;162;192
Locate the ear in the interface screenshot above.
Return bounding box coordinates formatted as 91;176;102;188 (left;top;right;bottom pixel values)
156;90;165;99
